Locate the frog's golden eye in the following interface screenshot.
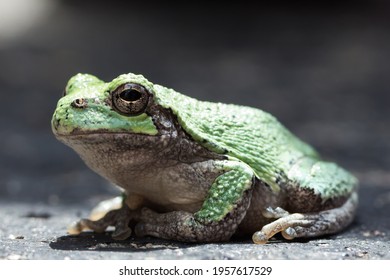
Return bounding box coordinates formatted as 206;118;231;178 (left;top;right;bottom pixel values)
111;83;149;116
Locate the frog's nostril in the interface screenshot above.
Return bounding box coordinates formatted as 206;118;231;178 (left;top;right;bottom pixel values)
71;98;88;109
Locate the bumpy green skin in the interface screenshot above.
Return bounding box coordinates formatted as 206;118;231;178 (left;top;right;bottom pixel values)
155;81;356;200
195;161;253;222
107;73;356;201
153;84;316;192
53;73;357;231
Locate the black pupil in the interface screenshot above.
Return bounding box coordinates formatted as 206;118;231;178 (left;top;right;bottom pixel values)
120;89;142;102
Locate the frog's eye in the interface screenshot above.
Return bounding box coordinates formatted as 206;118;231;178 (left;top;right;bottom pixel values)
111;83;150;116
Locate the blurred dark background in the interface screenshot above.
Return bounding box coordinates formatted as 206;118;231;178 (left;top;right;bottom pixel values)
0;0;389;233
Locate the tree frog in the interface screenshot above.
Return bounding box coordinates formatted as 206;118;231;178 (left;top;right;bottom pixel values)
51;73;358;244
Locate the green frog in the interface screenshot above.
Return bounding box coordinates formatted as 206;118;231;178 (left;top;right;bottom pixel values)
51;73;358;244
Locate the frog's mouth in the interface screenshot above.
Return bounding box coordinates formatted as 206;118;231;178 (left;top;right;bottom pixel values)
53;127;138;140
54;129;161;143
54;129;171;155
52;117;161;138
54;127;133;137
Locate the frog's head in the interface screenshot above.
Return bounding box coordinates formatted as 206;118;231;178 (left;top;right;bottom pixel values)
52;73;189;182
52;73;163;139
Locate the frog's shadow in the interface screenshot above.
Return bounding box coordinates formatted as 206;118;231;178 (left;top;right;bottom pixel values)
49;232;198;252
49;231;307;253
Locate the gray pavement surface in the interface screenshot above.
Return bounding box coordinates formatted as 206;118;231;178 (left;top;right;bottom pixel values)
0;1;389;260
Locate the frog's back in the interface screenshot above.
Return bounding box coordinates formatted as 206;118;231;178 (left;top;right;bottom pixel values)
153;84;319;190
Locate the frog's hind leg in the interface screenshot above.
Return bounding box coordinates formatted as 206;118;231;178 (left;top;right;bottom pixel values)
252;191;358;244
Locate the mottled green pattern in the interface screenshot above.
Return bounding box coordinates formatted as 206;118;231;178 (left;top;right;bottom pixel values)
106;73;356;201
195;161;253;222
287;158;358;199
152;84;319;192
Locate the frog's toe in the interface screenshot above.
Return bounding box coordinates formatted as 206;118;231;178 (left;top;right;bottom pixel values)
251;231;269;244
89;196;123;221
111;223;132;240
67;218;108;235
67;220;85;235
252;213;311;244
68;204;136;240
281;227;298;240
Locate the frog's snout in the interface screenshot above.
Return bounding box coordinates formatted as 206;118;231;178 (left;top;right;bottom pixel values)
51;112;60;132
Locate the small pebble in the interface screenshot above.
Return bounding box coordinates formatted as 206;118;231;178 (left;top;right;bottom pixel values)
8;234;24;240
356;251;369;258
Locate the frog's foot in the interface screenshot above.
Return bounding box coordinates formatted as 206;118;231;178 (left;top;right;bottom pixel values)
68;203;136;240
252;192;358;244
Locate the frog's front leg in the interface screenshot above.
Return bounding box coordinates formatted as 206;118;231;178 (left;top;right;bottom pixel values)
135;160;254;242
68;194;144;240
